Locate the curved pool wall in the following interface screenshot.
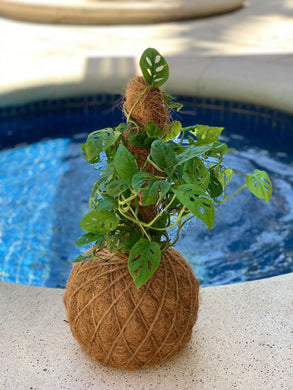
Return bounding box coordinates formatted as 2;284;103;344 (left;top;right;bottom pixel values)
1;95;292;288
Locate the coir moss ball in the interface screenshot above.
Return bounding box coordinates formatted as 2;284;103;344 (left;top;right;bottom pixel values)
63;246;199;370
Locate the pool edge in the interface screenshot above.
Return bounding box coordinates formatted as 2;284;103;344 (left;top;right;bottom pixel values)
1;56;293;115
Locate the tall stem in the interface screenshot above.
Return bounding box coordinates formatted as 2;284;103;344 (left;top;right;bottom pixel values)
223;184;247;203
127;85;151;123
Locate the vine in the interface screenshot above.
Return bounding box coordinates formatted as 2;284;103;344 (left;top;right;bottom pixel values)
74;48;273;288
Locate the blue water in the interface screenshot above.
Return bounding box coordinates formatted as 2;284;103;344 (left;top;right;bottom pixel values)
173;136;293;286
0;96;292;288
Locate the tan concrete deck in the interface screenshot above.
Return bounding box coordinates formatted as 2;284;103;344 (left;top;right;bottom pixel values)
1;274;292;389
0;0;245;24
0;0;292;388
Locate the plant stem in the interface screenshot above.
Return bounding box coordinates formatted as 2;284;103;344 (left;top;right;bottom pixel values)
179;129;186;146
144;194;177;228
127;85;151;123
118;193;138;206
142;155;164;173
119;207;151;241
150;207;189;231
222;184;247;203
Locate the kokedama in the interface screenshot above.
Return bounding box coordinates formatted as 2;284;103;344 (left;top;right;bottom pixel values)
64;48;272;369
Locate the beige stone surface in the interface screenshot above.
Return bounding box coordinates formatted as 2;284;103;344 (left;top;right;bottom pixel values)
0;0;244;24
0;274;292;390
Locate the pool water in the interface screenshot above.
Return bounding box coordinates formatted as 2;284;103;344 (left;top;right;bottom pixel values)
0;96;292;287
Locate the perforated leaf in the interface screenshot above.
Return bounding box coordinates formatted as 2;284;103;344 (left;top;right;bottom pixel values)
164;120;182;140
128;239;161;288
216;167;233;186
84;128;120;163
139;48;169;88
80;210;119;234
173;185;215;230
187;125;224;146
245;170;272;203
89;164;114;207
132;172;170;205
183;157;210;189
132;172;155;192
142;180;170;204
208;141;228;157
75;232;102;247
107;229;142;253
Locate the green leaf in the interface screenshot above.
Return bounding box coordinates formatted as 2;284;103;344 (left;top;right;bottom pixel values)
183;157;210;189
128;130;148;148
214;167;233;186
144;123;162;147
75;232;102;246
175;144;213;166
162;92;183;112
114;144;138;182
73;252;93;263
245;170;272;203
139;48;169;88
107;229;142;253
208;141;228;157
173;184;215;230
124;230;143;252
187;135;195;145
89;164;114;207
150;140;176;169
128;239;161;288
187;125;224;146
80;210;119;234
208;174;223;198
96;197;118;212
105;179;130;197
146;122;162;138
106;231;124;252
132;172;155;192
163;120;182;140
84;128;120;163
132;172;170;206
115;122;131;133
141;180;170;206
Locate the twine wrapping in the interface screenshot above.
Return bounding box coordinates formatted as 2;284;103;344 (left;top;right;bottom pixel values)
64;246;199;369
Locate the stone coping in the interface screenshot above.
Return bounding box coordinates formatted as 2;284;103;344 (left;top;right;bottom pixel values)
1;55;293;115
1;273;292;389
0;0;244;25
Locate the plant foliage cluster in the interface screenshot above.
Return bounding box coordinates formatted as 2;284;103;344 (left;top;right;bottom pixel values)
75;48;272;288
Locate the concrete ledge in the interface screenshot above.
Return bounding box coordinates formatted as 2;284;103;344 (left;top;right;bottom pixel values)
0;0;244;25
1;55;293;114
0;273;292;389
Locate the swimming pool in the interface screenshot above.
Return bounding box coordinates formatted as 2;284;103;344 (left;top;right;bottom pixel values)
0;95;292;287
